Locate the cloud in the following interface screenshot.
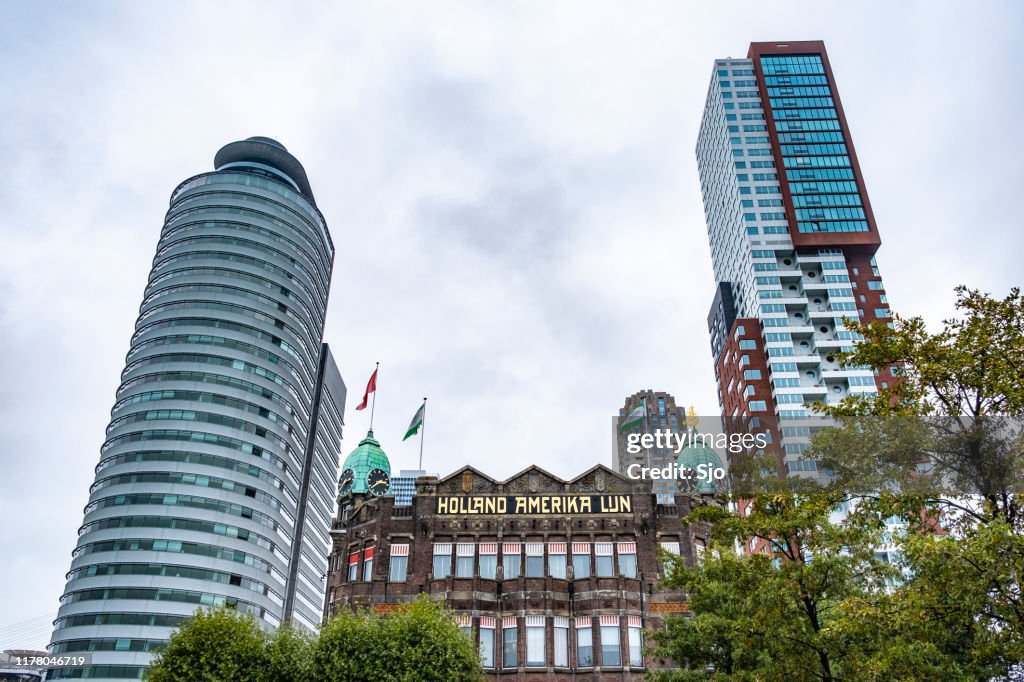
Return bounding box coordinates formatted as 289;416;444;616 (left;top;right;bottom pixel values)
0;0;1022;647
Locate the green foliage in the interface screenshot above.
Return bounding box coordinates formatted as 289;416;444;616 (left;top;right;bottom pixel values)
145;608;271;682
819;286;1024;525
146;598;483;682
263;623;314;682
651;495;934;681
893;517;1024;678
314;597;484;682
827;285;1024;419
726;451;825;496
652;287;1024;680
812;286;1024;665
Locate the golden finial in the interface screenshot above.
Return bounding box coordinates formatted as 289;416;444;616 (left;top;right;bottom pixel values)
686;406;700;431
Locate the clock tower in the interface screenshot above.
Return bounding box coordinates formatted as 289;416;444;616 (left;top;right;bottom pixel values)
338;430;392;498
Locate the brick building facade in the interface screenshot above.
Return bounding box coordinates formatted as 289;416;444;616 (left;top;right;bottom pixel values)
324;464;715;680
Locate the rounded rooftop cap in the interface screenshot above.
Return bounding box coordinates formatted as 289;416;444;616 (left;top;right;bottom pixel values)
246;136;287;150
676;433;725;495
339;430;392;495
213;136;315;203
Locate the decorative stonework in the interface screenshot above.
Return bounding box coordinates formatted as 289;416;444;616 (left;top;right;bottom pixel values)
504;475;529;494
326;463;717;680
435;467;499;495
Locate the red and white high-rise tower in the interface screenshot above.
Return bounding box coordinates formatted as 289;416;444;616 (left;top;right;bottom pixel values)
698;41;894;477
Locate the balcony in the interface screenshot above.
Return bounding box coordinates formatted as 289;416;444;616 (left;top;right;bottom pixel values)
793;354;821;365
808;307;839;319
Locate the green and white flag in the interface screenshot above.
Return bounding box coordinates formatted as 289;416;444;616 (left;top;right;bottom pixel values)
619;398;646;433
403;403;425;441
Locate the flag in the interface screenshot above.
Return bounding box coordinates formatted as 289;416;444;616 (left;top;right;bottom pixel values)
403;403;425;441
355;368;377;411
618;398;646;433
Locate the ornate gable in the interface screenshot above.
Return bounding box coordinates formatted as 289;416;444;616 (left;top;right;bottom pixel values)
435;466;499;495
499;465;566;494
568;464;637;494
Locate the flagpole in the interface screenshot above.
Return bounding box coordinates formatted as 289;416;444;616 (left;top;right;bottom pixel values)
642;395;652;473
369;362;379;431
418;398;427;470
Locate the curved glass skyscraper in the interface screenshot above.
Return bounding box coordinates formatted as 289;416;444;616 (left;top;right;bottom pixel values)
48;137;347;680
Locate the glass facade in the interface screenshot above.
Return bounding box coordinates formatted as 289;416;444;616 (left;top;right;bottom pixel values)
48;138;344;681
759;55;868;234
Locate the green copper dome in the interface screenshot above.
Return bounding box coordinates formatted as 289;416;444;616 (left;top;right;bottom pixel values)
338;430;392;496
676;434;725;495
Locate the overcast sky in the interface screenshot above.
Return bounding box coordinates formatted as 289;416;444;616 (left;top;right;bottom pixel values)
1;0;1021;646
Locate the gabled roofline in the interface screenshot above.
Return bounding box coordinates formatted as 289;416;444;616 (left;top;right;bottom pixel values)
436;465;499;485
435;462;633;487
567;463;632;485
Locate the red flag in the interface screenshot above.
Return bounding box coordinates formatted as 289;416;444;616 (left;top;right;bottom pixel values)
355;368;377;410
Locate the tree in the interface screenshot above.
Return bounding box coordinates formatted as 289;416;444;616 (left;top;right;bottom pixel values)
651;287;1024;679
647;491;942;675
145;608;277;682
807;285;1024;676
263;623;314;682
147;599;484;682
647;494;965;681
314;597;484;682
817;285;1024;528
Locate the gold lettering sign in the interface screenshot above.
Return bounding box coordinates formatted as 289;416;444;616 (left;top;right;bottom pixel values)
372;603;408;614
434;495;631;516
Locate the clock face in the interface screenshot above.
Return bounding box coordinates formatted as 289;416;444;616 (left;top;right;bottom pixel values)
366;468;390;496
339;468;354;496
